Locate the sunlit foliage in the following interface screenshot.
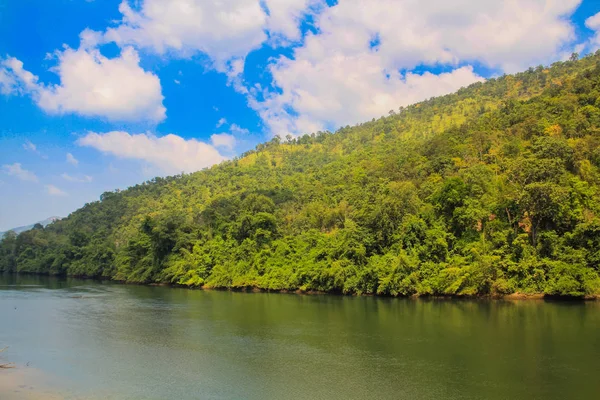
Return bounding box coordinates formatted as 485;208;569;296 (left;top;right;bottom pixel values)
3;53;600;297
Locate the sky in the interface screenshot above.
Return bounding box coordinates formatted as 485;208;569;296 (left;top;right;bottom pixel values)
2;0;600;231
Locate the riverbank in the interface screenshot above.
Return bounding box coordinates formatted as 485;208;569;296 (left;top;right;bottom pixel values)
192;285;600;300
4;272;598;300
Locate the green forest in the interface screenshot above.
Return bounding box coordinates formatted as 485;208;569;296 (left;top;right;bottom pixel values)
2;53;600;298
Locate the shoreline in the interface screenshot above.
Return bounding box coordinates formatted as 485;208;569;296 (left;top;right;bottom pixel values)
4;272;598;301
158;283;600;301
0;367;70;400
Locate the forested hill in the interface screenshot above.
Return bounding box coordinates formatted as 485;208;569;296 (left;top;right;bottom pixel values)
3;53;600;297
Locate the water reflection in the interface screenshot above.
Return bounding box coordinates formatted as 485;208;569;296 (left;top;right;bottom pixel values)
1;275;599;399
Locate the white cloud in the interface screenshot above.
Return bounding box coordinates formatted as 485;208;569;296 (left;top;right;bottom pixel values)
210;123;249;151
210;133;236;150
66;153;79;166
254;60;483;136
0;68;16;95
2;163;38;182
264;0;324;44
23;140;37;153
38;46;165;122
216;118;227;128
586;11;600;30
585;12;600;50
104;0;267;67
305;0;580;73
77;131;227;174
22;140;48;159
46;184;68;196
1;0;586;140
250;0;580;136
1;45;166;123
229;124;250;135
101;0;323;71
4;58;38;90
61;173;92;183
0;57;39;95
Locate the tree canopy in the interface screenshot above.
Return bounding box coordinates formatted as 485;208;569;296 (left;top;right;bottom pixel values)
3;53;600;297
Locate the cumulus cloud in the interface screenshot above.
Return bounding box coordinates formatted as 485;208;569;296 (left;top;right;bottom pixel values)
210;133;236;150
264;0;325;44
77;131;227;174
0;45;165;123
305;0;580;72
1;0;586;140
104;0;266;67
101;0;323;70
38;46;165;122
585;12;600;51
61;173;92;183
2;163;38;182
586;11;600;30
210;122;249;151
46;184;68;196
254;60;483;136
250;0;580;136
0;57;39;96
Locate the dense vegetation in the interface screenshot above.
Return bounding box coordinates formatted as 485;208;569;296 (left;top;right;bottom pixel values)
2;53;600;297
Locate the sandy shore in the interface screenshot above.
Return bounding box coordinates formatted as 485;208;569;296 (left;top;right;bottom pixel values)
0;367;88;400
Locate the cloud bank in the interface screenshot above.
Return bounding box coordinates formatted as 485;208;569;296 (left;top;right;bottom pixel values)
77;131;228;174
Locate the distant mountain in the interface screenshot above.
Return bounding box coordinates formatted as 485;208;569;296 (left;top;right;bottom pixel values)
0;216;61;237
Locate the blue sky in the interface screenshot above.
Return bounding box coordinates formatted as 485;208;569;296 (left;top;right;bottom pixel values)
1;0;600;231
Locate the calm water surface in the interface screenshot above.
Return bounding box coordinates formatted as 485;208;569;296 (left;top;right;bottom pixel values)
0;275;599;399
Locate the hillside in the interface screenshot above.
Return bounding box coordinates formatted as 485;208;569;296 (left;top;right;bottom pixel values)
2;53;600;297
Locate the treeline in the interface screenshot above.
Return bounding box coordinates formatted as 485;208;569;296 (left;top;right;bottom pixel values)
2;53;600;297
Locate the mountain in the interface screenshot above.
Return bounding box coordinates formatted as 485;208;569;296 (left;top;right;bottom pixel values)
0;217;61;237
2;54;600;297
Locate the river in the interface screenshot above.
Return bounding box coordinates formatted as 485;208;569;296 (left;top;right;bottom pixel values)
0;275;599;399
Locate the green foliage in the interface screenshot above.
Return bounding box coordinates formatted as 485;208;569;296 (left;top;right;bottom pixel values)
3;53;600;297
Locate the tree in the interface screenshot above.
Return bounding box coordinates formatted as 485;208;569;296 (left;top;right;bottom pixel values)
520;182;568;246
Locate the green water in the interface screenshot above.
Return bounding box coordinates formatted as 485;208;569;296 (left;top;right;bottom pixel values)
0;275;599;399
